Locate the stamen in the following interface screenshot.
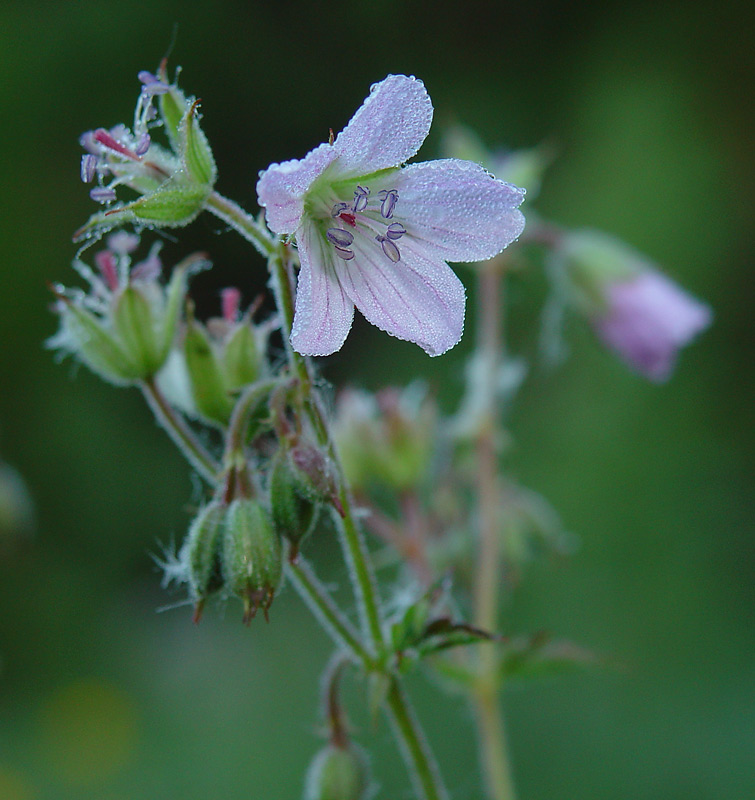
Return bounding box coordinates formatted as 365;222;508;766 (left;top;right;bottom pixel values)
93;128;139;160
334;246;355;261
378;189;399;219
90;186;117;203
134;132;151;156
326;228;355;247
331;202;350;217
353;185;370;213
131;252;162;283
386;222;406;241
221;287;242;322
94;250;119;292
138;70;170;95
80;154;97;183
375;234;401;263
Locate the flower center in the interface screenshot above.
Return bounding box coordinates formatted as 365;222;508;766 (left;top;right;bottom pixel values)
324;185;407;263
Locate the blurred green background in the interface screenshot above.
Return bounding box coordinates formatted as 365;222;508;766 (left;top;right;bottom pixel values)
0;1;752;798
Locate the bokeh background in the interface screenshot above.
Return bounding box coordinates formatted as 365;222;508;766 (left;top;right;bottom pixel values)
0;1;752;798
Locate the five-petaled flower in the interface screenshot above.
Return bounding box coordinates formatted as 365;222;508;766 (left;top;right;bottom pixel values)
257;75;525;357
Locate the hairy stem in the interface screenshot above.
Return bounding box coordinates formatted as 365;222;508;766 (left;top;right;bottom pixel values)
286;557;371;665
139;377;220;483
386;678;449;800
219;195;450;800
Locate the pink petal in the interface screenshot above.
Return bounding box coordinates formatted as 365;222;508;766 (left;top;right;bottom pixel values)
333;75;433;177
290;224;355;356
257;143;338;235
336;236;465;356
395;159;525;262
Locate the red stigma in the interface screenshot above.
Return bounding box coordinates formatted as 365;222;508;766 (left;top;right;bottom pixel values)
339;212;357;227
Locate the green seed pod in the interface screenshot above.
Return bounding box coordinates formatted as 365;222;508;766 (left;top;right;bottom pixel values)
303;743;371;800
222;499;282;624
180;500;227;623
269;450;319;561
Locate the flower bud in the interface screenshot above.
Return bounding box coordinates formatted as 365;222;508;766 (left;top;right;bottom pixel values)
222;499;282;623
178;293;269;426
179;500;227;622
48;241;192;386
74;64;217;242
303;743;371;800
558;230;712;381
269;449;319;560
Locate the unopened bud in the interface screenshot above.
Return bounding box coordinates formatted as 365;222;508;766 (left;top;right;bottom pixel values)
304;743;371;800
180;500;226;622
269;450;319;560
222;499;282;623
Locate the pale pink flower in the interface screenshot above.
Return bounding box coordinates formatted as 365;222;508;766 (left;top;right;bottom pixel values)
593;270;712;382
257;75;525;357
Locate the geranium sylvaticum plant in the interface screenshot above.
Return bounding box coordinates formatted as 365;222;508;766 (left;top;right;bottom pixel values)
49;63;711;800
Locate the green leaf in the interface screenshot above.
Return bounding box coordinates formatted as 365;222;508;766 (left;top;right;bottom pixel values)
127;184;210;226
179;100;217;187
499;634;600;683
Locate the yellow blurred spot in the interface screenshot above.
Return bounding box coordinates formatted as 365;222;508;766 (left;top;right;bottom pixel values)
39;678;138;786
0;765;36;800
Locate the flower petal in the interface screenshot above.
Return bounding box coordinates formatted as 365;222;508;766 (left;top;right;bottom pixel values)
333;75;433;177
395;159;525;262
291;224;355;357
336;236;465;356
257;143;337;234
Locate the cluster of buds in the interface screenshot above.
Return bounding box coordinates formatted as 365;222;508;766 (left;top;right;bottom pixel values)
157;288;274;427
76;62;216;241
47;233;203;385
171;486;282;625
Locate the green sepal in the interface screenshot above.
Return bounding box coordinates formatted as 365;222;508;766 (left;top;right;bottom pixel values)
182;501;227;602
58;300;141;385
179;101;217;187
269;450;319;558
183;317;234;426
112;286;162;377
157;262;191;364
222;323;260;390
157;67;188;152
126;184;210;226
222;498;282;622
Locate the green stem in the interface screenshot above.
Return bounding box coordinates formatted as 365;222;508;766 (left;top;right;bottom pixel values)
205;191;275;258
218;194;449;800
286;557;371;665
139;377;220;483
386;679;449;800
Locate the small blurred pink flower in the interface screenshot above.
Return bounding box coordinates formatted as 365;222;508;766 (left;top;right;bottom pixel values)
257;75;525;357
593;269;712;382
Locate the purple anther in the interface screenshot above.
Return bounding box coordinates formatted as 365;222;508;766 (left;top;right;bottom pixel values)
386;222;406;241
331;202;350;217
79;130;98;153
353;185;370;213
326;228;355;248
221;287;242;322
134;132;151;156
141;82;170;97
89;186;117;203
138;70;160;85
378;189;399;219
80;154;97;183
94;250;119;291
334;246;355;261
376;234;401;263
